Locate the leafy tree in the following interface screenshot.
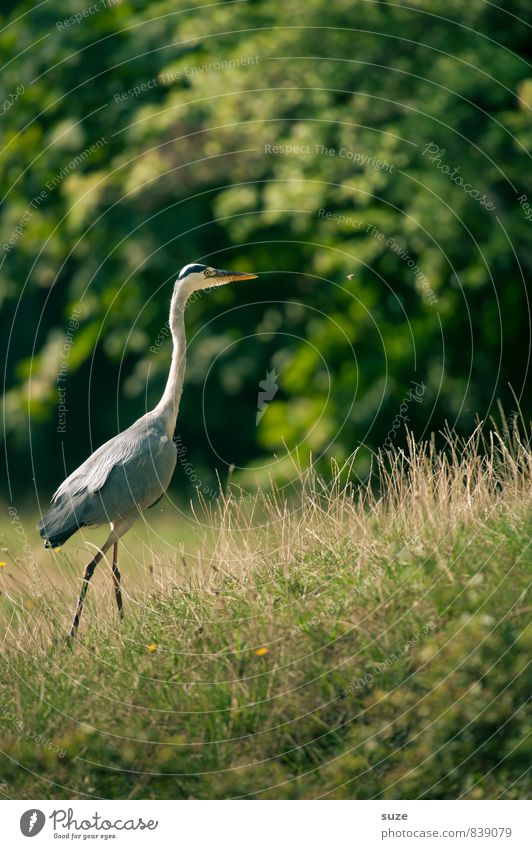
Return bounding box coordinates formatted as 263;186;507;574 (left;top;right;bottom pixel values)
1;0;530;499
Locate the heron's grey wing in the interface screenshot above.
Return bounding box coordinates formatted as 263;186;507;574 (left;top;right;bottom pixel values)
51;425;143;502
80;432;177;526
51;418;177;526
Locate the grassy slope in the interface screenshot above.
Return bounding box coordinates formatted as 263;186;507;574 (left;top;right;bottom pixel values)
0;434;530;799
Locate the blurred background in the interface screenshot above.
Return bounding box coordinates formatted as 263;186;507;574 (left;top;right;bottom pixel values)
1;0;531;510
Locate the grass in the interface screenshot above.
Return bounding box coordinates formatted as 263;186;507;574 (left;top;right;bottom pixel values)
0;426;530;799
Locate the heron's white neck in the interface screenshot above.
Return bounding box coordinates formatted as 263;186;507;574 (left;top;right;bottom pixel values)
154;284;190;437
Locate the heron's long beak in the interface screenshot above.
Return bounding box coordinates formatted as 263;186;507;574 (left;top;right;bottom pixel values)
215;268;259;283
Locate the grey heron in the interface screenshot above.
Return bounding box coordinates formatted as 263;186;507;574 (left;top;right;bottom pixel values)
37;263;258;637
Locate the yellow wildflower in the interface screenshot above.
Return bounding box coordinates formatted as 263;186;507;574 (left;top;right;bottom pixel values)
255;646;269;657
147;642;158;653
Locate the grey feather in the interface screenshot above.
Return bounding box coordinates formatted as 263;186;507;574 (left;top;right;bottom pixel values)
38;412;177;548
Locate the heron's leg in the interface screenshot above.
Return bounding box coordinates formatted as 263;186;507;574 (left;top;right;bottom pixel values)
69;518;132;639
111;541;124;620
69;549;105;638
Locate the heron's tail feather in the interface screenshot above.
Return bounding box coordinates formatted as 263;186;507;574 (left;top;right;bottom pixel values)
37;503;85;550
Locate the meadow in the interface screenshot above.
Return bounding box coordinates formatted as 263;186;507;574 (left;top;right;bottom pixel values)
0;427;530;799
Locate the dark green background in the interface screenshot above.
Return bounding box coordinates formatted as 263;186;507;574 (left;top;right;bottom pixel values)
1;0;530;502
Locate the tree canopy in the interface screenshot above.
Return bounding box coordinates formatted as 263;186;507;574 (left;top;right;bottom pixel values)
1;0;530;501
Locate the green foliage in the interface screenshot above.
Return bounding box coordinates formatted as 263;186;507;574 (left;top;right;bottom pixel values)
1;1;531;497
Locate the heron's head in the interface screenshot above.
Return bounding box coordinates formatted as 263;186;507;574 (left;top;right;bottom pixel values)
176;263;258;295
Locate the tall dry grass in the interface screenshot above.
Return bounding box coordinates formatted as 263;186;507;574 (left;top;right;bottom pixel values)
1;420;530;646
187;420;531;595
